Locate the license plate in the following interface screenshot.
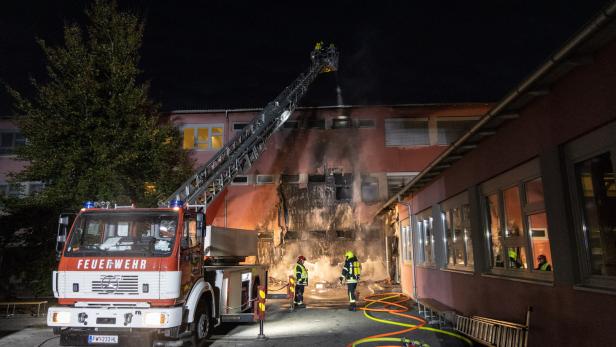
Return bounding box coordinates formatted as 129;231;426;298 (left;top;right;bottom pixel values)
88;335;118;344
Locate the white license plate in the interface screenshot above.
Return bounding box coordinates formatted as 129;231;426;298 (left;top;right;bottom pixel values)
88;335;118;344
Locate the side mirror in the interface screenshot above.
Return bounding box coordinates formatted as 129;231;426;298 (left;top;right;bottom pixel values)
56;214;71;261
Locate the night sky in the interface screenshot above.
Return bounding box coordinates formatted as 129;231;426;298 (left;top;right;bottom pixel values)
0;1;611;114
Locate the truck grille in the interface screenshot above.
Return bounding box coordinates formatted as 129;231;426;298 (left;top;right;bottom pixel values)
92;275;139;295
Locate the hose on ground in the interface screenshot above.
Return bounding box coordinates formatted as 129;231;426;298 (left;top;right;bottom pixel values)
348;293;473;347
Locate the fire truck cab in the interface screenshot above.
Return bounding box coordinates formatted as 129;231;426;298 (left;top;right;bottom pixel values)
48;201;266;346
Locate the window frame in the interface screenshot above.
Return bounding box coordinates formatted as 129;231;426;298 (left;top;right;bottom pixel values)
415;208;436;267
564;121;616;290
441;191;474;272
385;118;430;147
0;129;25;156
480;158;553;282
181;124;224;151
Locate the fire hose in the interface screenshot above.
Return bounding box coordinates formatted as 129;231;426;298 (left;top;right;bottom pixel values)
348;293;473;347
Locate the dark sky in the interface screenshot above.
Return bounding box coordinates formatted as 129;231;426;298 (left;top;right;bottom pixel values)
0;1;611;113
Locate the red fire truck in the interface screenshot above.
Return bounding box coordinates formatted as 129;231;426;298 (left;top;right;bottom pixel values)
46;44;338;346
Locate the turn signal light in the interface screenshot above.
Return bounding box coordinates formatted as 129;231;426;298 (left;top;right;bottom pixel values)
52;311;71;324
144;312;168;326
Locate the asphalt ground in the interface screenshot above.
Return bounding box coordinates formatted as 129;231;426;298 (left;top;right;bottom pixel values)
0;284;473;347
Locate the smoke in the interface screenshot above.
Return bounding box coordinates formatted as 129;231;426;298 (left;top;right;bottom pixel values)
268;239;388;284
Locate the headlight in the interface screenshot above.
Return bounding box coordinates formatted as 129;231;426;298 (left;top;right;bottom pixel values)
52;311;71;324
144;312;168;326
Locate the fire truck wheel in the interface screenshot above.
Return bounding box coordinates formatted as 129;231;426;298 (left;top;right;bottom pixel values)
191;301;212;345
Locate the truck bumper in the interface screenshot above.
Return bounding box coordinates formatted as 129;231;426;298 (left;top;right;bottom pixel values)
48;306;183;329
59;328;156;347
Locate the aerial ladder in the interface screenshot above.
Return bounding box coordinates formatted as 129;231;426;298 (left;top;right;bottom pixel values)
166;43;338;206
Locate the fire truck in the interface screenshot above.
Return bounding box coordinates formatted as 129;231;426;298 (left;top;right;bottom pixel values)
47;43;338;346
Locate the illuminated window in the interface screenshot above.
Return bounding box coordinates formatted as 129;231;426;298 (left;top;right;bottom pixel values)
415;209;435;266
331;118;352;129
442;192;473;270
481;158;552;279
181;124;224;151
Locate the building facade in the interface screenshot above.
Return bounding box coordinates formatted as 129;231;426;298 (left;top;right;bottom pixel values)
387;5;616;345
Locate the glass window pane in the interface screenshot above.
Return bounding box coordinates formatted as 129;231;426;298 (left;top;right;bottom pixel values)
211;127;223;135
463;204;474;266
575;152;616;276
211;134;223;149
197;128;209;149
486;194;504;268
507;247;528;269
452;207;463;265
528;212;552;271
423;218;434;265
445;211;454;265
525;178;544;206
183;128;194;149
1;133;13;147
503;186;523;238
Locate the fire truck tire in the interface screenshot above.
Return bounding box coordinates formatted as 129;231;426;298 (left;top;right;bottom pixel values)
191;300;212;345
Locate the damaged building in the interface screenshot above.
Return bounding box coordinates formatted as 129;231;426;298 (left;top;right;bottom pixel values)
169;103;490;283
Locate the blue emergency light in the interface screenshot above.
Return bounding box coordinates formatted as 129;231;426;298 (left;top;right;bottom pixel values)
83;201;96;209
169;200;184;208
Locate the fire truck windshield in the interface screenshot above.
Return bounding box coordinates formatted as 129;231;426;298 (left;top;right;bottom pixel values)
64;211;178;257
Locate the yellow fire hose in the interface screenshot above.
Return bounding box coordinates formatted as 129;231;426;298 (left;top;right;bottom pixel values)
348;293;473;347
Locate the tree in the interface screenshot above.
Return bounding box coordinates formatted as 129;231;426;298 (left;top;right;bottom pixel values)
8;0;193;209
1;1;193;297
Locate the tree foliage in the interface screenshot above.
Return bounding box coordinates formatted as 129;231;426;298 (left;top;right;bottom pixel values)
1;1;193;297
8;0;193;209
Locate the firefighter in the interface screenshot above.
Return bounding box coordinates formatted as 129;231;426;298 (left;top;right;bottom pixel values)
340;250;361;311
294;255;308;308
536;254;552;271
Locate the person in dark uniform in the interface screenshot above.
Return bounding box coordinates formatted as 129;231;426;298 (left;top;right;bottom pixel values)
340;251;361;311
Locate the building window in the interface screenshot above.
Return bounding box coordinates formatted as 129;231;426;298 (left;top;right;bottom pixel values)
308;174;326;183
307;119;325;129
442;192;474;270
401;222;412;263
436;118;478;145
0;130;25;155
0;181;44;198
231;175;249;185
361;176;379;202
256;175;274;185
233;123;248;134
331;118;352;129
281;174;300;184
386;172;418;198
415;209;435;266
283;121;299;129
481;159;552;279
334;173;353;201
358;119;376;129
182;124;224;150
565;121;616;290
385;118;429;147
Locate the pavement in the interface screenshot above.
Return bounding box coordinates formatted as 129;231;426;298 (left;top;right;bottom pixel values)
0;284;472;347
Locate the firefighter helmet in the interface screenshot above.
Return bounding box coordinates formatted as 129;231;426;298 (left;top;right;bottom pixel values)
345;250;354;259
297;255;306;262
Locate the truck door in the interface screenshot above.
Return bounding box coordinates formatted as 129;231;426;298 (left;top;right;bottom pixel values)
180;213;203;299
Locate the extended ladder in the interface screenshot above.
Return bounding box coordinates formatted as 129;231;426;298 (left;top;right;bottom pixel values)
166;44;338;205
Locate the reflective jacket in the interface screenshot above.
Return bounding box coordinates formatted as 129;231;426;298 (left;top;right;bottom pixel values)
342;256;361;283
295;262;308;285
